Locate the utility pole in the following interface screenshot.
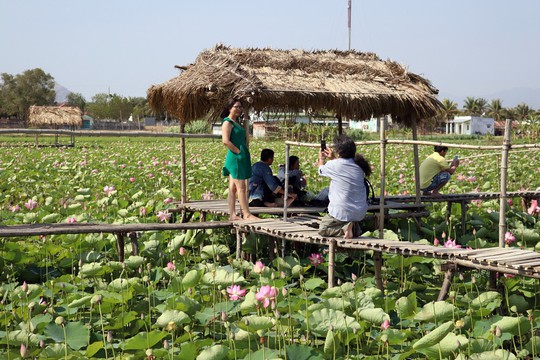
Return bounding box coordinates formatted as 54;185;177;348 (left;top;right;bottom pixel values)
348;0;352;50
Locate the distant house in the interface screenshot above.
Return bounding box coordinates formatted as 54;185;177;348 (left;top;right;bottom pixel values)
445;116;494;135
350;115;392;133
82;115;94;129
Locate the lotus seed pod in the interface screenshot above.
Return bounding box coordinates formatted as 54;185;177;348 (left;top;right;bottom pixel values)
28;302;35;310
91;294;103;305
166;321;176;331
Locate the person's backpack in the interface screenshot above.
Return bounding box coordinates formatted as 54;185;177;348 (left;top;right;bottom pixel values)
364;177;379;205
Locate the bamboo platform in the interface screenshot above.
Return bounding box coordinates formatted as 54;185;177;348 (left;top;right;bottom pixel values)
386;190;540;203
233;216;540;295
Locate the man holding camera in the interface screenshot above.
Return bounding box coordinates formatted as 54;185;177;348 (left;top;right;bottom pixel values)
419;145;459;196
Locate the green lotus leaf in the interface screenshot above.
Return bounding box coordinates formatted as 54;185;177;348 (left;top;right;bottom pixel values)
43;321;90;350
240;289;258;314
308;298;352;312
470;291;502;310
79;262;104;277
200;244;230;260
323;328;341;358
168;234;187;251
413;320;454;350
68;295;93;308
155;310;190;328
417;332;468;357
304;277;326;291
202;268;244;286
307;308;361;337
357;308;389;324
286;344;325;360
414;301;455;322
396;292;417;319
122;330;168;350
124;255;145;269
41;213;61;223
456;349;517;360
508;294;531;313
195;344;229;360
488;316;531;336
182;269;203;288
108;278;131;291
239;347;280;360
525;335;540;355
238;315;274;332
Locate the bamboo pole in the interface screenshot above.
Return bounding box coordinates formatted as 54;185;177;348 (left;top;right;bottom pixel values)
0;128;221;139
499;119;512;247
411;116;421;205
328;239;336;288
180;122;187;203
283;144;290;221
378;117;387;236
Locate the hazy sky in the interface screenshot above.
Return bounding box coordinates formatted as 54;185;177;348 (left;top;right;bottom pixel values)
2;1;539;107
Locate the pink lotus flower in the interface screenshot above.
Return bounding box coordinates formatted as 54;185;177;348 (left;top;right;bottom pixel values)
66;217;77;223
255;285;277;308
308;253;324;267
164;198;173;204
20;343;28;358
179;247;186;256
24;199;38;210
457;174;466;181
528;199;540;215
466;176;476;183
434;238;440;246
505;231;516;245
166;262;176;271
91;169;99;174
148;173;154;178
253;261;265;274
444;239;461;248
140;207;147;216
103;185;115;196
157;211;171;222
381;319;390;330
129;177;136;183
507;198;514;206
10;205;20;212
226;285;247;301
202;191;214;200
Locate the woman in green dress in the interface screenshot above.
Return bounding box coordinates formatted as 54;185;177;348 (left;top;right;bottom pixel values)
221;99;258;220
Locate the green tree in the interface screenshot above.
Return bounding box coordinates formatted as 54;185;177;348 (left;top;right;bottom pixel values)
462;97;479;116
0;68;56;119
513;102;532;121
487;99;504;121
439;98;459;120
66;92;87;112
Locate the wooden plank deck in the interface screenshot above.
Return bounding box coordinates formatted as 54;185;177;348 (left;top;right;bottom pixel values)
386;190;540;203
234;217;540;280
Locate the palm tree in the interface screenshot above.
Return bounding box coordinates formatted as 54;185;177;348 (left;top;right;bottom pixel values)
476;98;488;115
487;99;504;121
513;103;533;121
463;97;480;116
440;98;459;120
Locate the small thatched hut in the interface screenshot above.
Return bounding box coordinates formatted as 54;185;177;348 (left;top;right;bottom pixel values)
147;44;442;126
28;105;83;128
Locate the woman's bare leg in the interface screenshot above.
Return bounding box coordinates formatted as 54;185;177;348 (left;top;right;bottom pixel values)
228;177;241;220
235;179;258;220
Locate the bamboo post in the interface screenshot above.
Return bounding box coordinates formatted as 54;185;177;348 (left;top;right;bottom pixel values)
499;119;512;247
328;239;336;288
375;116;386;291
411;116;422;205
378;117;387;236
180;123;187;203
236;230;242;260
283;144;290;221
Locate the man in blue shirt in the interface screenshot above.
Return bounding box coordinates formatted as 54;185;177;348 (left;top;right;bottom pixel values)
249;149;297;207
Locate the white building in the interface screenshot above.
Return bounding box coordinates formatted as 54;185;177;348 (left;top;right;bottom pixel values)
349;115;392;133
445;116;494;135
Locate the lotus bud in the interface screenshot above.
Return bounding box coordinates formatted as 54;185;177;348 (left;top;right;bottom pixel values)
244;318;250;326
106;331;113;343
21;281;28;293
280;271;286;279
455;320;464;329
275;310;281;319
39;339;45;348
459;273;464;281
55;316;65;326
20;343;29;358
495;325;502;337
146;349;155;360
351;273;357;282
221;312;228;322
28;302;35;310
163;339;169;350
282;288;287;296
179;247;186;256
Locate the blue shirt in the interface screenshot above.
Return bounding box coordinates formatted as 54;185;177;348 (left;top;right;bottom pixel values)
318;157;367;221
249;161;282;201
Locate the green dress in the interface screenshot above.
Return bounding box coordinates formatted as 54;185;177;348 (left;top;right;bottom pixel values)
222;117;252;180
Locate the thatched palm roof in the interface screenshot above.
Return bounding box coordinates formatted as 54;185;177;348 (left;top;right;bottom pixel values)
147;44;442;125
28;105;82;126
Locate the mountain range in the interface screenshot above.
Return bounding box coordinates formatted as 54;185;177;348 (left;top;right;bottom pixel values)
54;83;71;103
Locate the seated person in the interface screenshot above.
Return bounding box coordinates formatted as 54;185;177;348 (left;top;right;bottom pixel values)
317;135;371;239
419;145;459;196
249;149;297;207
277;155;307;200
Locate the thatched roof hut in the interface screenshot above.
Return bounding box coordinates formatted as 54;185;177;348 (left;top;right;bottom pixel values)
147;44;442;125
28;105;82;127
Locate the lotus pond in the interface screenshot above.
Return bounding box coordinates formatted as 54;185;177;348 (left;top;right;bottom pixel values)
0;135;539;359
